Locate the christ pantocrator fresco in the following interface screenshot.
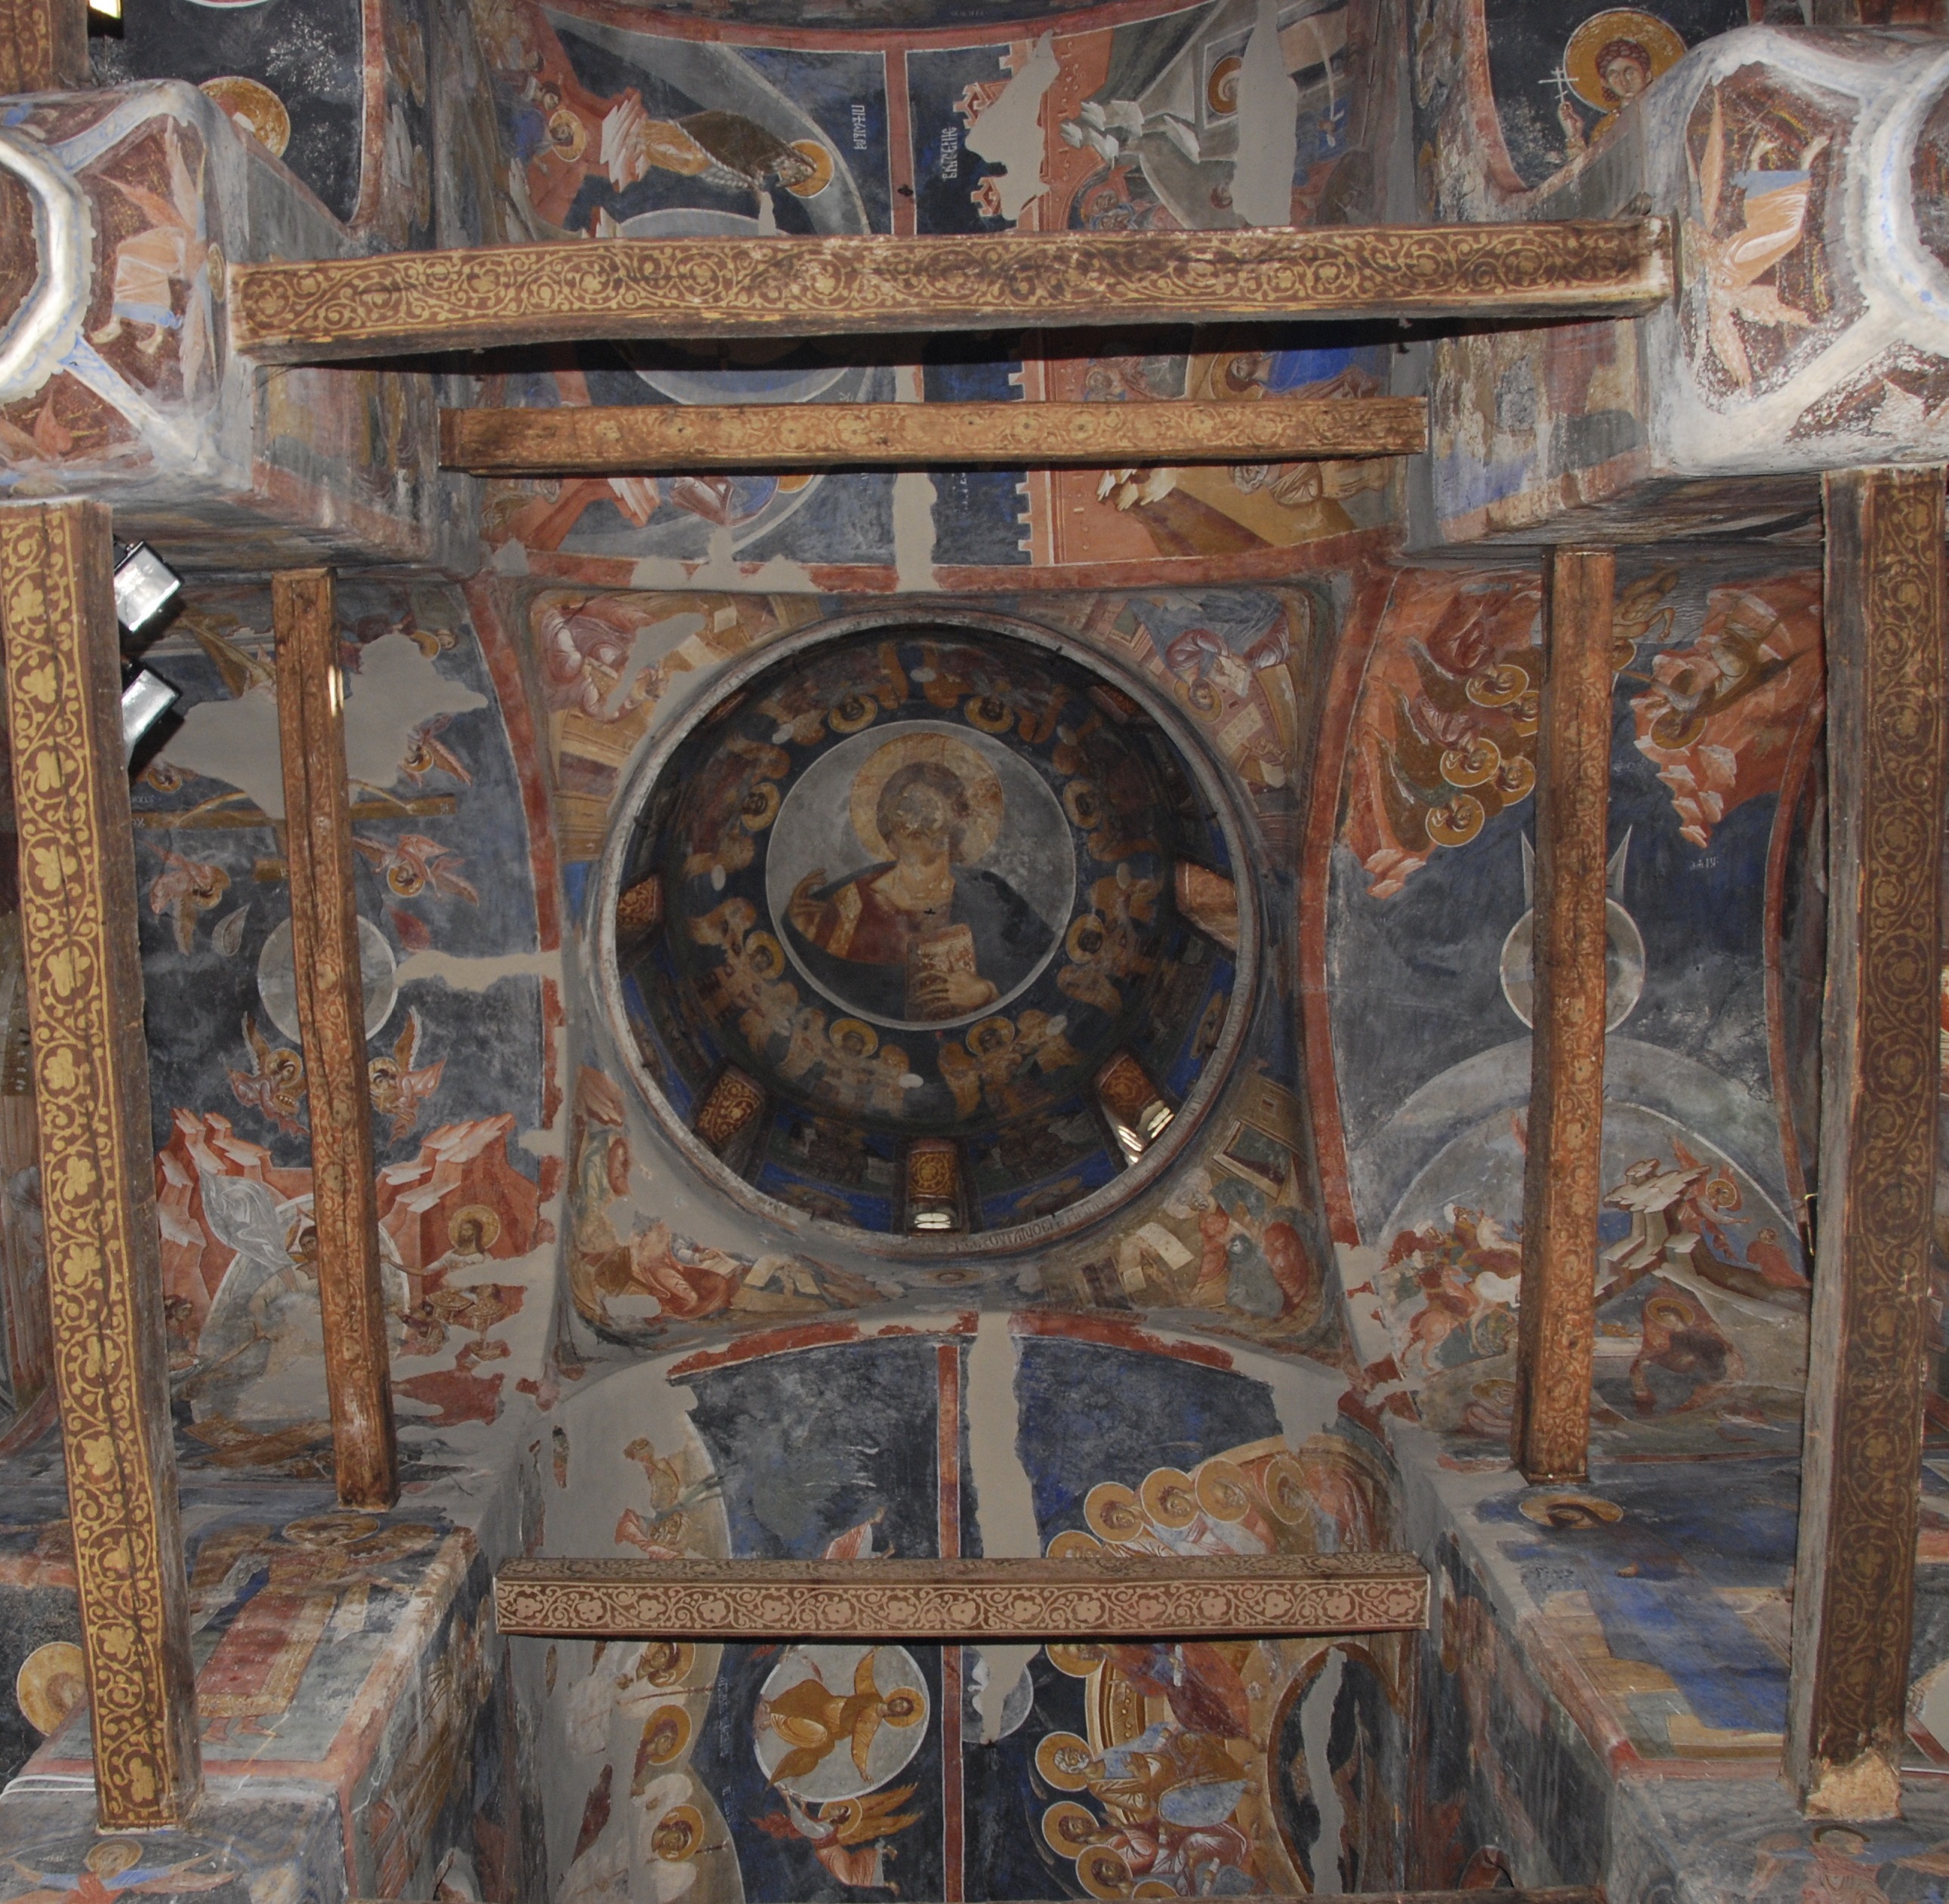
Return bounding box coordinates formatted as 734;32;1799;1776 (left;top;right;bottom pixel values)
783;733;1054;1025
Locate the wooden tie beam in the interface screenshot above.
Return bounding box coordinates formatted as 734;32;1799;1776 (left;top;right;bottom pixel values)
273;569;397;1511
231;219;1671;363
439;398;1428;474
1510;547;1615;1486
1787;468;1947;1820
0;501;201;1826
495;1554;1429;1640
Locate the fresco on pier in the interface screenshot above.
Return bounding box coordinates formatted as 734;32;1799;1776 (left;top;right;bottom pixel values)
93;0;436;246
527;1322;1405;1904
1409;0;1747;219
0;1469;545;1902
1406;1453;1921;1887
0;91;229;497
1322;559;1820;1456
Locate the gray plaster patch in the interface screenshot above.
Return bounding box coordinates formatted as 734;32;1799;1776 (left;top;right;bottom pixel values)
160;630;486;819
1231;0;1300;228
964;34;1059;223
967;1311;1043;1741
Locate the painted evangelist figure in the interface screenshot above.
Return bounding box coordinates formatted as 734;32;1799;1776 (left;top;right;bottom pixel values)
784;733;1053;1024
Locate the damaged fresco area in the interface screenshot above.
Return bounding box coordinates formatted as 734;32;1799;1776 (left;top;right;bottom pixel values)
0;1468;550;1899
126;580;562;1464
523;1319;1408;1904
1325;558;1818;1458
458;0;1394;592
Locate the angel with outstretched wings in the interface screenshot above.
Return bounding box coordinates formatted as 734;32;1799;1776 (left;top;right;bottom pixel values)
227;1014;306;1137
353;832;480;903
755;1785;921;1891
368;1008;443;1141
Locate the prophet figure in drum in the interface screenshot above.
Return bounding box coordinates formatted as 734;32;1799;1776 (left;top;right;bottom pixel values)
785;733;1054;1023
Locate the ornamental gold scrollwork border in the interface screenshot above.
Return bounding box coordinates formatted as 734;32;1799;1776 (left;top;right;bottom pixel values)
495;1556;1430;1639
0;501;200;1826
235;220;1670;362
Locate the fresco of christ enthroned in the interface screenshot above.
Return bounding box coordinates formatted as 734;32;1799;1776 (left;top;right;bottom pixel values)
784;733;1054;1023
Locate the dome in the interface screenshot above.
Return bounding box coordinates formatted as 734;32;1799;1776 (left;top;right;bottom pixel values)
600;615;1257;1251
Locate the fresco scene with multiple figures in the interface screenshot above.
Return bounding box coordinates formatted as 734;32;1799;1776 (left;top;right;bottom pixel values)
609;625;1249;1246
2;2;1948;1903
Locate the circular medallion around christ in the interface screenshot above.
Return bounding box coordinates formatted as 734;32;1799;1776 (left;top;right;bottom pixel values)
601;617;1256;1251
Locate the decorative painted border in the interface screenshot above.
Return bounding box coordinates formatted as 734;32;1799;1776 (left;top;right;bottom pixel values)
495;1554;1430;1639
0;501;201;1825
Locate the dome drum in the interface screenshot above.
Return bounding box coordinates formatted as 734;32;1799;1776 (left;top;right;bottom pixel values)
597;614;1259;1255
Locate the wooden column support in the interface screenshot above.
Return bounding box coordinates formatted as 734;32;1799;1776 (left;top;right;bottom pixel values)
495;1554;1430;1640
439;398;1429;474
1787;468;1947;1820
1510;547;1614;1486
230;219;1673;363
273;569;397;1511
0;501;200;1826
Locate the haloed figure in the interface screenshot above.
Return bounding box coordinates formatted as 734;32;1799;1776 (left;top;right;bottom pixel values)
786;736;1052;1023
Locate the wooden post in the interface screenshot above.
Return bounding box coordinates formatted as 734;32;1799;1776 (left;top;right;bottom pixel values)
0;0;89;94
273;569;396;1511
1510;547;1614;1486
0;501;200;1826
1786;468;1947;1820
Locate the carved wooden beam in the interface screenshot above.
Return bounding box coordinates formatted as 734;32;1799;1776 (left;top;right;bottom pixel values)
1510;546;1614;1486
439;397;1429;474
273;569;397;1511
495;1554;1430;1640
0;0;89;94
0;501;200;1827
1787;468;1947;1821
231;219;1671;363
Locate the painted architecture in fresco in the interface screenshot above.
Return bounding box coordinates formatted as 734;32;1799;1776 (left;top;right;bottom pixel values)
2;2;1949;1904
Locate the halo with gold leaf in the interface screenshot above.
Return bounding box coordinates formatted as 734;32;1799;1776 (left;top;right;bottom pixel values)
786;139;837;199
1563;10;1685;114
